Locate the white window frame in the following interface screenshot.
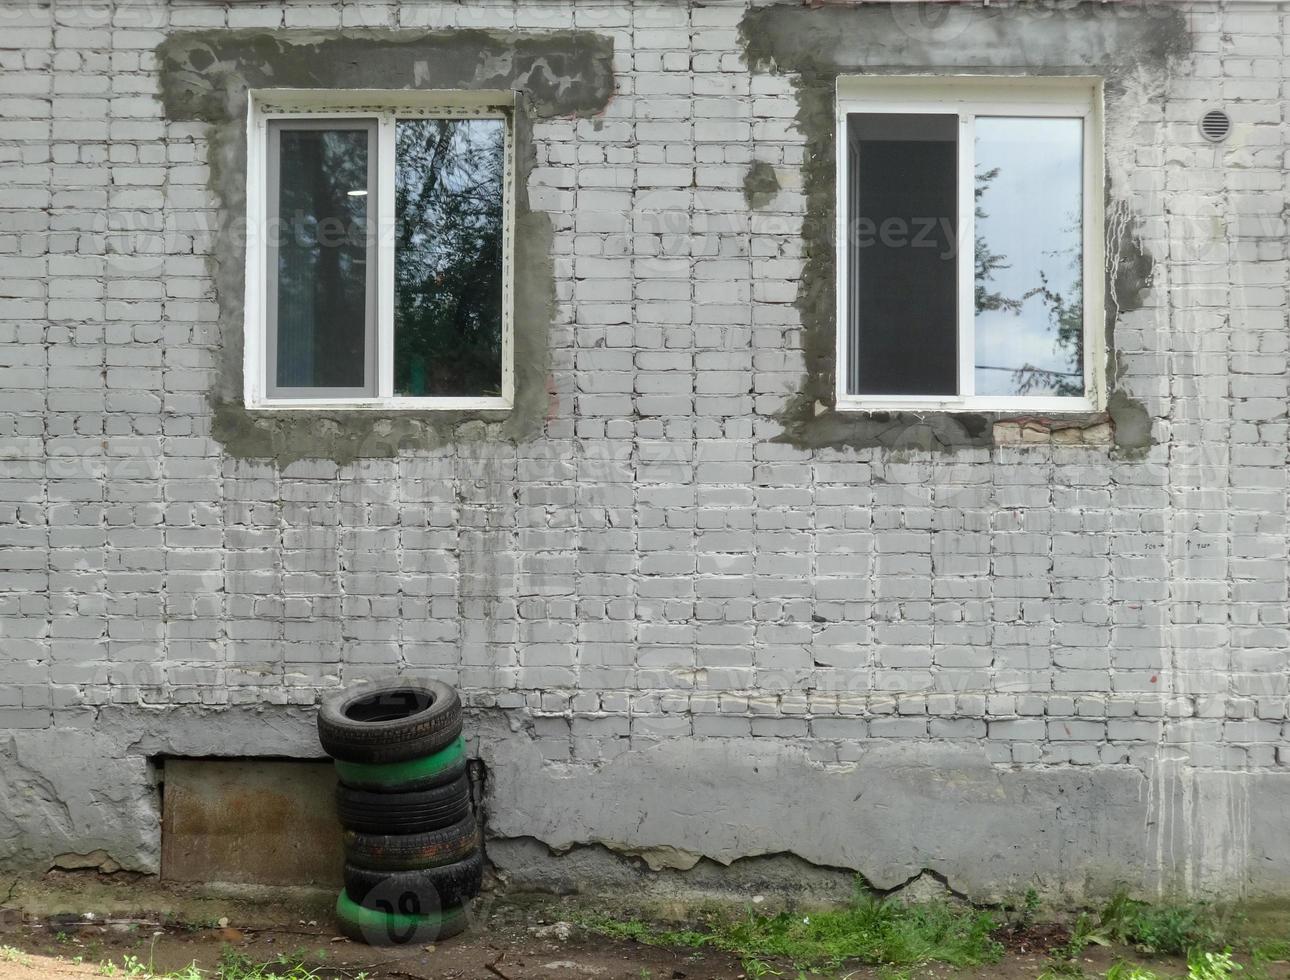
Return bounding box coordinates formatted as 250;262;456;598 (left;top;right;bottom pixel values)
834;75;1105;414
243;89;516;412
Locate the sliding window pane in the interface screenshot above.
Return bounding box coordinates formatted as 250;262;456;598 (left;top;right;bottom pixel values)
974;117;1084;397
847;113;958;396
394;118;506;398
271;125;373;394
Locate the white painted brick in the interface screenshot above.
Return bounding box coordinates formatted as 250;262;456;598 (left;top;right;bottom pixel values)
0;0;1281;794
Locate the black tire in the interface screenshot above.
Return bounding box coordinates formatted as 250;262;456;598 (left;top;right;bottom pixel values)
318;681;462;765
344;812;481;872
345;852;484;912
336;771;471;835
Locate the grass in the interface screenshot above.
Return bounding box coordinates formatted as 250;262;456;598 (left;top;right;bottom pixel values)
1249;937;1290;965
98;953;201;979
215;948;334;980
583;885;1290;980
579;883;1002;975
94;946;336;980
7;890;1284;980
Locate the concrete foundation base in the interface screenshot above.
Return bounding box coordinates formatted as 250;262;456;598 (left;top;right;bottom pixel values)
3;707;1288;905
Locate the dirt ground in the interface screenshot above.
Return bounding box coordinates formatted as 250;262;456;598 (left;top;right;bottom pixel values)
0;926;1104;980
0;872;1284;980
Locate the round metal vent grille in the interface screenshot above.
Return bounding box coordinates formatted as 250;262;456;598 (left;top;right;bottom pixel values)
1200;108;1231;143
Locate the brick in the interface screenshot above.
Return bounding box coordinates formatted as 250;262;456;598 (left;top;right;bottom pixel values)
0;1;1280;819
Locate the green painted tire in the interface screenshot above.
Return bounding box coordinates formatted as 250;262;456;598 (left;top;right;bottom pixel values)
345;851;484;910
335;889;469;946
334;735;467;793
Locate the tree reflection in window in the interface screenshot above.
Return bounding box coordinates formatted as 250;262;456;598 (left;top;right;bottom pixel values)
394;118;505;398
973;117;1084;398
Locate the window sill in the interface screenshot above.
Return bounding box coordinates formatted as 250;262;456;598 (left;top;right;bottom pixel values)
245;396;512;412
811;401;1115;448
834;396;1100;414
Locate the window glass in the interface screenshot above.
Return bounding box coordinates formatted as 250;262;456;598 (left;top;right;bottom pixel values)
847;113;958;397
973;117;1084;397
394;118;506;398
273;127;372;392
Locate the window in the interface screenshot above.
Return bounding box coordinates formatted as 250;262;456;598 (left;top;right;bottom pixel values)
244;90;515;409
835;77;1104;413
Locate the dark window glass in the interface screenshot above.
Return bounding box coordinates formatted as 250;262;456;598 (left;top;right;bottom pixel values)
847;113;957;396
974;116;1084;397
274;127;371;391
395;118;506;398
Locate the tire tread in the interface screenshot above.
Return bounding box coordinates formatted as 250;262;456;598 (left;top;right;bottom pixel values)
318;682;462;764
343;813;480;871
344;852;484;911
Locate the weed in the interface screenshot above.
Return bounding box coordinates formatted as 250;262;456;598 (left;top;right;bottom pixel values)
215;947;322;980
93;945;313;980
98;952;185;979
1036;911;1112;978
1;945;31;966
1004;887;1042;931
1095;949;1246;980
1039;891;1228;977
1024;889;1043;925
579;884;1001;974
1099;892;1222;955
1188;949;1242;980
1058;912;1111;960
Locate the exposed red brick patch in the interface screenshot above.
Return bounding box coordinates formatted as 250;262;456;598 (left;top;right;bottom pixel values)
993;413;1113;446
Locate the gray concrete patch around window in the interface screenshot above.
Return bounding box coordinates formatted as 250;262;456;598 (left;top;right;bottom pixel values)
156;29;615;465
739;1;1183;454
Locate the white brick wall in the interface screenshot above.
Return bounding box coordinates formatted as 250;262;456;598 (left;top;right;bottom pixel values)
1;0;1288;783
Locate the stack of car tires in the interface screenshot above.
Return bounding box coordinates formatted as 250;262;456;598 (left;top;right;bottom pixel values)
318;680;482;946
